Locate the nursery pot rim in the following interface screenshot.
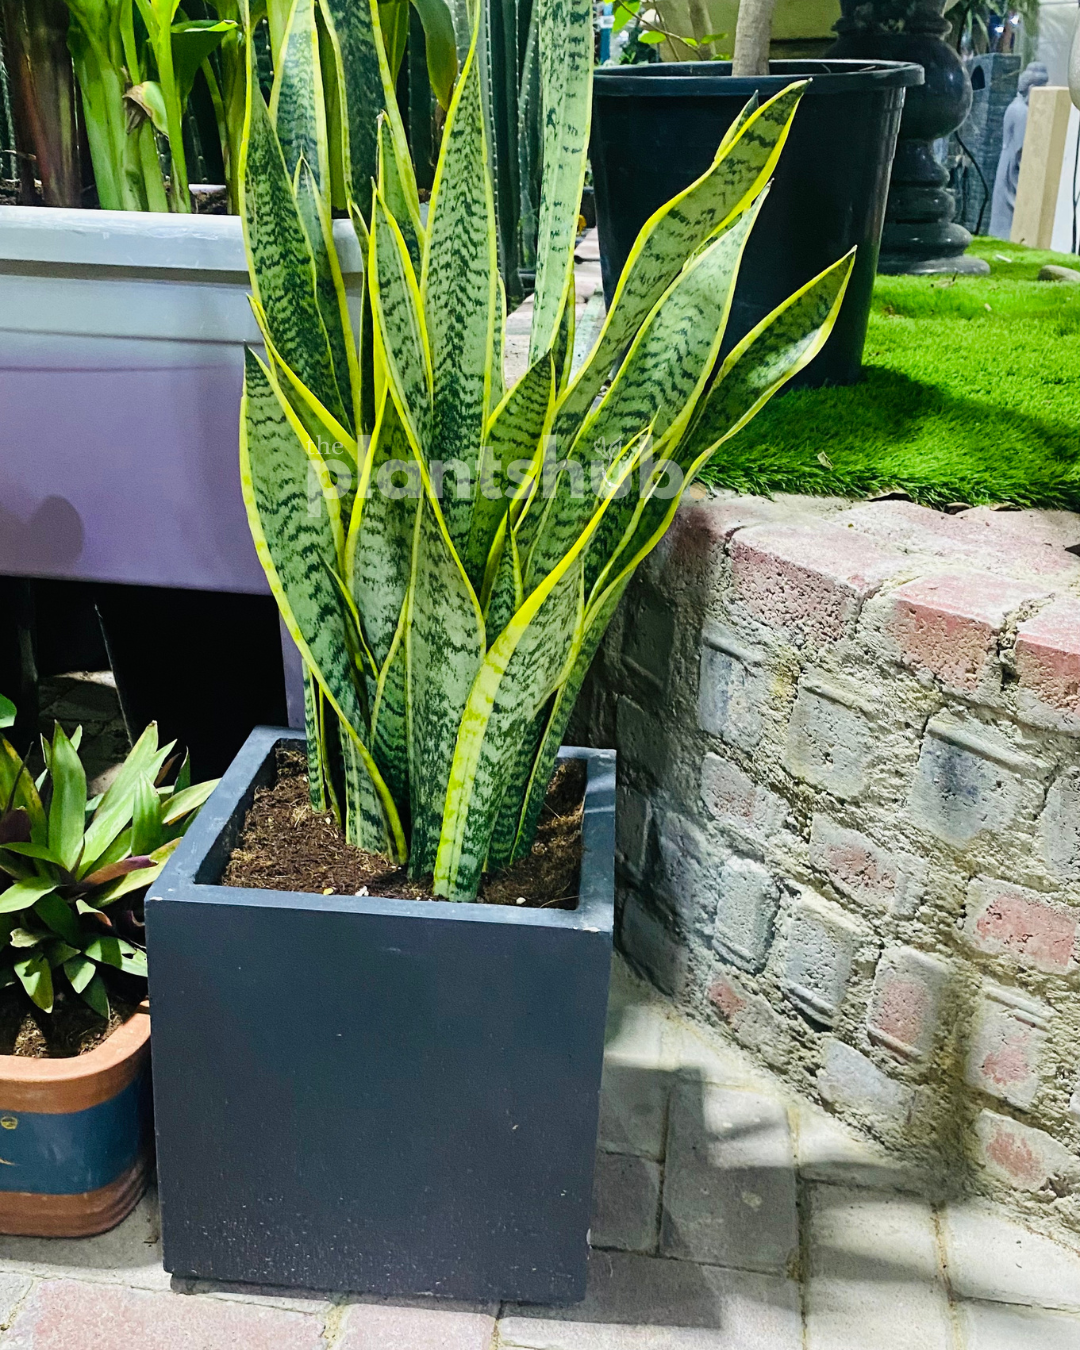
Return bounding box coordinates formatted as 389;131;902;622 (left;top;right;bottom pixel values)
0;1002;149;1114
154;726;615;936
594;58;925;98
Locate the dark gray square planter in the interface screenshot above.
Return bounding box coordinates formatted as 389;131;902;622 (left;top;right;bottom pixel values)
146;727;614;1303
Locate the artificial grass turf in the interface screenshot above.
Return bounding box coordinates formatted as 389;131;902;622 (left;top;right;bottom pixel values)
698;237;1080;510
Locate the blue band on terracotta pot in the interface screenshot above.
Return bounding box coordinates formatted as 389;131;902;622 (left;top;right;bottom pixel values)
0;1072;147;1195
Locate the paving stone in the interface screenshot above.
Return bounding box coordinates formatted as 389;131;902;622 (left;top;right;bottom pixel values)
804;1185;953;1350
942;1203;1080;1312
591;1152;662;1253
2;1278;326;1349
337;1300;496;1349
604;998;668;1071
0;1188;169;1290
598;1063;672;1161
794;1106;929;1194
956;1299;1080;1349
661;1019;768;1090
498;1250;801;1349
0;1271;31;1324
176;1281;332;1315
659;1082;798;1275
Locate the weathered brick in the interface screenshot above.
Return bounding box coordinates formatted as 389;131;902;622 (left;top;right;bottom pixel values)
615;785;652;882
965;982;1050;1110
880;571;1045;695
655;811;719;942
1015;596;1080;726
698;625;767;751
700;752;786;843
338;1302;496;1349
866;947;949;1064
782;890;867;1028
817;1038;916;1127
2;1279;325;1350
908;716;1039;850
1038;769;1080;883
729;522;903;644
782;675;877;801
615;696;669;783
975;1110;1080;1193
964;877;1078;975
713;855;780;974
708;972;791;1070
619;890;688;998
622;584;675;691
809;815;927;917
841;499;1080;584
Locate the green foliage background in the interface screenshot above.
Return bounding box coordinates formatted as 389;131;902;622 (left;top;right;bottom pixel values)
700;238;1080;510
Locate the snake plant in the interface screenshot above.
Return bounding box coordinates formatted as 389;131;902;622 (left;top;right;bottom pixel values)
239;0;854;902
0;697;217;1016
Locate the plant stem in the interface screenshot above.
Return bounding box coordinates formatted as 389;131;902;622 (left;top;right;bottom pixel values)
1;0;82;206
731;0;776;76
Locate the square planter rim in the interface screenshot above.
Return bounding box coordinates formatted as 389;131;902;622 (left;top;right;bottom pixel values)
151;726;615;937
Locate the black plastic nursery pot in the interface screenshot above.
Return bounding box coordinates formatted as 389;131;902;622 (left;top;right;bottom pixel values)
591;59;924;388
146;727;615;1303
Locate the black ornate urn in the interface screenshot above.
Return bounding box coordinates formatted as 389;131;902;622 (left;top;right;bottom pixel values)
829;0;990;274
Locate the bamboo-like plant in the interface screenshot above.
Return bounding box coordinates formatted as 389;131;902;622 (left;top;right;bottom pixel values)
239;0;854;902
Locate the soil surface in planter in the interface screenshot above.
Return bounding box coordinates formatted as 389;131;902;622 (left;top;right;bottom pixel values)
0;988;140;1059
224;747;585;909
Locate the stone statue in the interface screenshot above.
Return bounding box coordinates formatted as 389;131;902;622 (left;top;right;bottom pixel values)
990;61;1050;239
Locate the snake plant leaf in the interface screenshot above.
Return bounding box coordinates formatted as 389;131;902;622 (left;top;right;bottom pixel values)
48;725;87;874
241;350;405;857
377;116;424;274
501;571;630;865
347;391;420;672
411;0;459;109
249;296;359;476
319;0;407;217
240;69;349;429
370;190;434;458
270;0;329;189
293;158;359;436
421;36;498;555
677;249;857;469
304;673;329;811
482;519;524;640
406;495;486;878
529;0;593;362
555;83;806;443
370;603;410;812
462;351;555;589
525;202;761;596
433;433;645;900
490;273;507;415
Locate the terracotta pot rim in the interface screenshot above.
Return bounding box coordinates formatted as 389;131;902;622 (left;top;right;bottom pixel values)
0;1002;149;1087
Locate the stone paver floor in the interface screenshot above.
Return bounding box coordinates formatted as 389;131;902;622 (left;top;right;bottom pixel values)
1;957;1079;1347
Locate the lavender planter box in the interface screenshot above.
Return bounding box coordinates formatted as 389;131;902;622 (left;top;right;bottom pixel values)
0;208;361;594
146;728;615;1302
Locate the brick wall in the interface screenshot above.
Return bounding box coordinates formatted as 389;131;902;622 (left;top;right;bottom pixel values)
573;490;1080;1250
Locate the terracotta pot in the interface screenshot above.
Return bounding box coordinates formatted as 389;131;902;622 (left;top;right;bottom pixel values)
0;1004;151;1237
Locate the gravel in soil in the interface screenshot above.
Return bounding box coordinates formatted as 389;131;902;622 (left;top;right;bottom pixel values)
224;746;586;908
